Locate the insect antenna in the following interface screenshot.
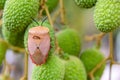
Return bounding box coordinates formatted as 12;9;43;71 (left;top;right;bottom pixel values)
31;17;39;26
41;16;48;26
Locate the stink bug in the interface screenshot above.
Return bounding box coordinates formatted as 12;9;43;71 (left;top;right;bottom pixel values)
28;27;50;65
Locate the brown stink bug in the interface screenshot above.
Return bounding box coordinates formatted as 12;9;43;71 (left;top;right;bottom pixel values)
28;26;50;65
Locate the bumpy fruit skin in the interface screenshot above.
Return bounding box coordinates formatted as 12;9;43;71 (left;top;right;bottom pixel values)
0;0;6;9
56;29;81;56
24;21;55;54
41;0;58;15
0;39;8;65
80;48;105;79
64;55;87;80
32;54;65;80
2;27;24;48
94;0;120;32
74;0;97;8
3;0;39;32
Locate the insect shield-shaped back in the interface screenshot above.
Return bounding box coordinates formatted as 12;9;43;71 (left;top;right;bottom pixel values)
28;26;50;65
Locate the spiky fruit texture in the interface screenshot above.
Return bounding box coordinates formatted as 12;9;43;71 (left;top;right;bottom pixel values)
24;21;55;54
80;48;105;79
0;0;6;9
74;0;97;8
94;0;120;32
64;55;87;80
41;0;58;15
2;27;24;48
56;29;81;56
0;39;8;65
3;0;39;32
32;54;65;80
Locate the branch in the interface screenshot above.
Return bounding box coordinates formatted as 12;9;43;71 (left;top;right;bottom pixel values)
59;0;65;24
20;52;28;80
44;4;54;27
52;9;60;23
85;32;106;48
88;58;108;80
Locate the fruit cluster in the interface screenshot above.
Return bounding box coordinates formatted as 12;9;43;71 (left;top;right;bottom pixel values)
1;0;119;80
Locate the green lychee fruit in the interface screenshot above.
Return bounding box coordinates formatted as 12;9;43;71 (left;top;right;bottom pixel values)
64;55;87;80
56;28;81;56
2;27;24;48
94;0;120;32
3;0;39;32
0;39;8;65
32;54;65;80
0;0;6;9
24;21;55;54
74;0;97;8
80;48;105;79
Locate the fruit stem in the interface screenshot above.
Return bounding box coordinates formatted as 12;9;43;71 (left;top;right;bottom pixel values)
108;32;114;80
85;32;106;49
23;52;28;80
88;58;107;80
2;60;6;74
109;32;114;61
52;9;60;23
9;45;25;53
38;8;44;19
43;2;54;28
3;61;11;76
38;0;45;19
59;0;65;24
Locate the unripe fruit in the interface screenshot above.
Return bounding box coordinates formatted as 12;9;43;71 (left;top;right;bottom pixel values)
0;0;6;9
2;27;24;48
32;54;65;80
0;39;8;65
80;48;105;79
56;29;81;56
64;55;87;80
3;0;39;32
94;0;120;32
74;0;97;8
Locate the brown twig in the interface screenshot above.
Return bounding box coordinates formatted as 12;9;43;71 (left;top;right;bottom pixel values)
2;60;6;74
44;4;54;27
9;45;26;53
85;32;106;48
85;33;106;41
59;0;65;24
3;61;12;75
52;9;60;24
38;0;46;19
108;32;114;80
20;52;28;80
38;8;44;19
88;58;108;80
39;0;54;27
